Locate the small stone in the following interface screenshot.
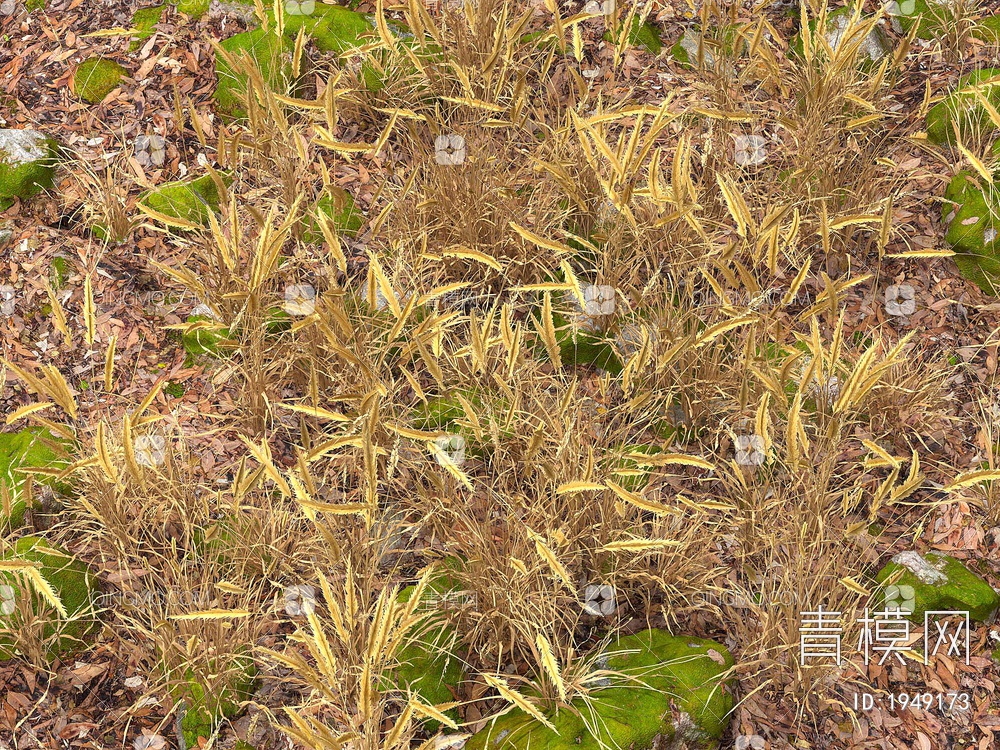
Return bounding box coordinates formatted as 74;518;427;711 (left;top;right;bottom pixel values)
0;0;16;16
0;129;58;209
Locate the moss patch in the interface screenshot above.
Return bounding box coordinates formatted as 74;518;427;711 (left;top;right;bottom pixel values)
173;652;258;748
73;58;127;104
0;536;99;661
393;561;467;730
214;27;291;118
181;315;234;359
888;0;954;39
176;0;210;16
0;427;74;530
604;18;663;55
926;68;1000;147
0;129;58;210
131;5;166;51
875;550;1000;623
535;310;624;375
282;4;376;53
466;629;735;750
941;169;1000;294
301;186;364;242
139;172;232;228
975;15;1000;44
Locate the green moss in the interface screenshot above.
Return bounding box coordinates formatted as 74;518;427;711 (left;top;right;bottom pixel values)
941;169;1000;294
264;306;293;334
189;515;278;577
181;314;234;358
176;0;210;16
603;444;661;493
413;393;477;432
604;18;663;55
283;5;376;53
174;652;258;748
926;68;1000;147
139;172;232;227
50;256;71;290
888;0;954;39
538;311;623;375
975;15;1000;44
466;629;735;750
301;186;363;242
0;536;99;661
394;561;467;730
73;57;127;104
875;551;1000;623
0;427;74;530
0;129;58;209
215;27;291;118
130;5;166;51
25;0;45;10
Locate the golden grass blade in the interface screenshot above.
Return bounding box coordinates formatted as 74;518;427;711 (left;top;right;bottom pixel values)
560;260;586;311
535;633;566;700
972;89;1000;131
715;172;754;237
104;335;116;391
526;528;573;588
890;451;923;503
95;421;119;485
957;142;993;184
839;577;871;596
122;415;140;477
602;537;684;551
637;453;714;470
605;481;673;515
482;674;558;731
426;440;475;490
441;246;504;272
239;435;292;497
43;280;70;347
167;609;252;620
0;561;68;617
278;402;351;422
942;469;1000;491
5;402;53;425
556;481;605;494
885;249;954;258
695;315;756;347
509;222;573;255
2;360;78;420
416;282;473;307
304;610;339;683
384;701;415;749
132;379;164;425
534;292;562;371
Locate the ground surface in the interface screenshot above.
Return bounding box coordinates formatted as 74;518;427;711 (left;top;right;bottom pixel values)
3;0;1000;749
